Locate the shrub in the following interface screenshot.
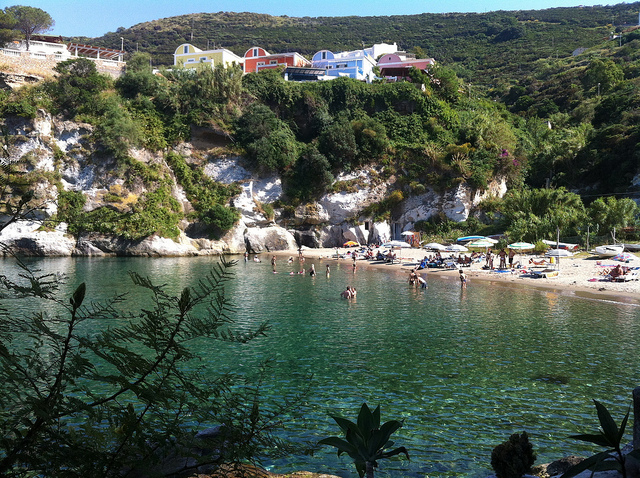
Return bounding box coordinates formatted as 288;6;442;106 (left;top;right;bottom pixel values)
491;431;536;478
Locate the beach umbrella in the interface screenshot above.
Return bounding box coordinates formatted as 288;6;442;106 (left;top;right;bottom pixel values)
423;242;447;251
343;241;359;247
545;249;573;257
508;242;535;250
457;235;486;243
467;239;494;248
445;244;468;252
383;240;411;248
401;231;416;236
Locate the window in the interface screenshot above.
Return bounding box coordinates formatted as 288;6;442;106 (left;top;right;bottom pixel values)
186;58;195;63
257;61;265;66
183;45;189;54
270;60;277;64
321;51;327;60
253;48;259;57
200;57;207;62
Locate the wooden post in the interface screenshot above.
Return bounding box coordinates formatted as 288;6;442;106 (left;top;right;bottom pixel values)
634;387;640;450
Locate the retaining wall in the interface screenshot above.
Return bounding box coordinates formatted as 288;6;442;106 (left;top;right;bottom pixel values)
0;49;125;79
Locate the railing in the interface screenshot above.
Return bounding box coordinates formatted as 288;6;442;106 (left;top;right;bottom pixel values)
1;48;124;69
0;48;21;57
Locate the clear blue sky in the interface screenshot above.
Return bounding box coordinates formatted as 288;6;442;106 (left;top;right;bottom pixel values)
5;0;620;38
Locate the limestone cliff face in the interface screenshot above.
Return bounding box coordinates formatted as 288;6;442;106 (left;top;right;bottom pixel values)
0;113;507;256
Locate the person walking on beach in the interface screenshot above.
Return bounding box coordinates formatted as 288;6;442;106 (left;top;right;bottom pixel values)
459;269;467;288
485;249;492;268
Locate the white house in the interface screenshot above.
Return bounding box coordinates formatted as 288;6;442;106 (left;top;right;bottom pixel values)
311;42;398;82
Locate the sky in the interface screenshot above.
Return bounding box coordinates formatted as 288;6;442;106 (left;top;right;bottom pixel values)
4;0;621;38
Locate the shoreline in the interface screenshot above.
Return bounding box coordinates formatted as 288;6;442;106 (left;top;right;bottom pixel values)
267;247;640;305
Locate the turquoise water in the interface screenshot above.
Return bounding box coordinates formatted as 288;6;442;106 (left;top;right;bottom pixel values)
2;255;640;477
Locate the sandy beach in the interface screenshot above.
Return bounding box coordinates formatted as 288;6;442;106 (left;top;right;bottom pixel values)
269;246;640;304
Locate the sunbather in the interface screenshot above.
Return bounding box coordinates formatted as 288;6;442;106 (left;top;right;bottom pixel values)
529;258;549;266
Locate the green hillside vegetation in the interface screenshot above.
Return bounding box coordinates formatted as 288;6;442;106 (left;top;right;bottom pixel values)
2;4;640;246
82;4;640;88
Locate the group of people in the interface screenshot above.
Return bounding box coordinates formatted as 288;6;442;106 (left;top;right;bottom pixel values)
408;269;428;288
484;248;517;270
341;286;357;299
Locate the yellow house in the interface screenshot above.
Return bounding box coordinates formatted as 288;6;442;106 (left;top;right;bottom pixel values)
173;43;244;70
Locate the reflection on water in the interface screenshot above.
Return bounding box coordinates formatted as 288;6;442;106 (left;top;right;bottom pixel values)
2;255;640;477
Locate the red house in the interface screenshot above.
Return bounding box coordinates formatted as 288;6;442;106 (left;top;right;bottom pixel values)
243;46;310;73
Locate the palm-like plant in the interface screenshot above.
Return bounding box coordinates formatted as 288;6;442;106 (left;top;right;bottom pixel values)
318;403;409;478
562;400;640;478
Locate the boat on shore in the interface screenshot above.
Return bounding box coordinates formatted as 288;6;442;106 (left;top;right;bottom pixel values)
542;239;579;251
594;244;625;257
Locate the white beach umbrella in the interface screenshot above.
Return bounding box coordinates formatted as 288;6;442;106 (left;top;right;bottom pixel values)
401;231;416;236
545;249;573;257
445;244;469;252
383;240;411;248
508;242;535;250
423;242;447;251
467;239;495;248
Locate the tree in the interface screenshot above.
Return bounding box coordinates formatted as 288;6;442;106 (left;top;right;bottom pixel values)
0;9;18;46
285;145;334;201
47;58;110;117
499;188;586;242
4;5;54;51
587;196;639;236
0;254;308;477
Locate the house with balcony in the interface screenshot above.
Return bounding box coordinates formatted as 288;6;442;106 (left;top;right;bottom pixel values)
311;42;398;82
243;46;310;73
1;35;125;78
377;53;435;81
173;43;244;70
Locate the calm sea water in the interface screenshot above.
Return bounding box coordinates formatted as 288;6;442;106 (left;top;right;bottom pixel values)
2;255;640;478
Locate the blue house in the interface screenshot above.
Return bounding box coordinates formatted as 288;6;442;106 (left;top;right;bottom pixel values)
311;43;398;82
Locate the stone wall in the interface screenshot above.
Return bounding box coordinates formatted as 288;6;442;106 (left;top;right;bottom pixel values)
0;50;125;79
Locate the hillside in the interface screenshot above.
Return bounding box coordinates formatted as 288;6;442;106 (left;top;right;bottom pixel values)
78;4;640;86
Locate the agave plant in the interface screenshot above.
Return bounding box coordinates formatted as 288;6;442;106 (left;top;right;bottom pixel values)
318;403;409;478
562;400;640;478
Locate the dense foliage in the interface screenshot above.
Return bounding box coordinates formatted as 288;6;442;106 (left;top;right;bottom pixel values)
3;2;640;243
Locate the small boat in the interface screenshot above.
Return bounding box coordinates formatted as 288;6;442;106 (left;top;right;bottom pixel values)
542;239;579;251
623;243;640;252
594;244;625;258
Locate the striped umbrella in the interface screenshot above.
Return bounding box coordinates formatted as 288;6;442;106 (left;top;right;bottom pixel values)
508;242;535;250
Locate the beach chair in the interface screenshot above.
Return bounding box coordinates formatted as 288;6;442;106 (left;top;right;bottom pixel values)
531;268;559;278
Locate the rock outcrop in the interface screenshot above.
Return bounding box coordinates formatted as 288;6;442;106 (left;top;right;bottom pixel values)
1;114;509;256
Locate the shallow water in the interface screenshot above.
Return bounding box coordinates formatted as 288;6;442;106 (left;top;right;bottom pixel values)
2;255;640;477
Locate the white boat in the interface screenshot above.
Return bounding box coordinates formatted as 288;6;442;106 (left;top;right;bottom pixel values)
542;239;579;251
594;244;625;257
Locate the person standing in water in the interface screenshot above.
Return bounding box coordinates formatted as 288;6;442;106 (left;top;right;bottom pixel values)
326;264;330;276
310;264;316;277
459;269;467;288
271;255;277;272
